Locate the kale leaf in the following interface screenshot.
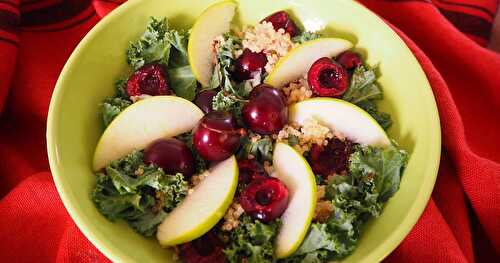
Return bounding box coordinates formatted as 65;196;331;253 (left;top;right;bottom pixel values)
209;33;250;112
237;134;274;163
342;65;392;130
224;215;281;263
101;78;132;127
349;144;408;202
127;17;171;70
126;17;197;101
92;151;188;237
285;145;408;262
292;31;321;44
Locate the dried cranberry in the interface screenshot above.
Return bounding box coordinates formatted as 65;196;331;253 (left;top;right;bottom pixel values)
126;64;171;97
336;51;363;70
178;231;226;263
238;159;267;185
307;57;349;97
240;177;289;222
261;11;299;37
232;48;268;81
308;138;354;177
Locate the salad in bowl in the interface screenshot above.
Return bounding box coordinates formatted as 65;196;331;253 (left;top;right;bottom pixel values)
91;1;408;262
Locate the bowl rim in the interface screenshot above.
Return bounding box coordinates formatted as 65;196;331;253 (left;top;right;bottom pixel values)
46;0;441;262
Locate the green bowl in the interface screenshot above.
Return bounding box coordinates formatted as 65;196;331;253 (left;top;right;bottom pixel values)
47;0;441;262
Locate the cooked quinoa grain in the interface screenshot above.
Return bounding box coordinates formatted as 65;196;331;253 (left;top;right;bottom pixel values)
242;22;295;72
277;118;334;154
281;77;313;105
222;202;245;231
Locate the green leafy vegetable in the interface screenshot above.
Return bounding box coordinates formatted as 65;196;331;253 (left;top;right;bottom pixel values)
101;78;132;127
286;145;408;262
127;17;171;70
292;31;321;44
342;65;392;130
224;215;281;263
168;65;197;101
349;144;408;202
209;33;250;111
357;100;392;131
126;17;198;101
237;134;274;163
102;97;131;127
92;151;188;237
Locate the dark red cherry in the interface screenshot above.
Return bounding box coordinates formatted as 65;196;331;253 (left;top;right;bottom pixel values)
143;138;195;178
233;48;268;81
261;11;299;37
178;231;226;263
195;90;217;114
126;63;171;97
193;111;241;161
242;84;288;134
336;51;363;70
238;159;267;184
308;138;354;177
307;57;349;97
240;177;289;222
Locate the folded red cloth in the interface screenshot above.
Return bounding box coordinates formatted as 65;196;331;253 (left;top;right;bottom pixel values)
0;0;499;262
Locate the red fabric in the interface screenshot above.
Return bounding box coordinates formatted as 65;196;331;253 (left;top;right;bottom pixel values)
0;0;499;262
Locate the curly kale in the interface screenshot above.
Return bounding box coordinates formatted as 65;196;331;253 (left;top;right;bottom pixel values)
92;151;188;237
224;215;281;263
283;145;408;262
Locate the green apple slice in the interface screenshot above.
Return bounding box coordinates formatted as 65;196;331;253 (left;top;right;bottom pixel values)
156;156;238;246
273;142;317;259
93;96;203;171
289;98;390;147
188;0;237;86
265;38;353;87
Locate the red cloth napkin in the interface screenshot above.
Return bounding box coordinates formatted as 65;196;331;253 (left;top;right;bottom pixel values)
0;0;499;262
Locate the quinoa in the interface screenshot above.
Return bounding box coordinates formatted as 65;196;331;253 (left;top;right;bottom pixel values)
190;170;210;189
221;202;245;231
242;21;295;72
281;77;313;105
277;118;334;154
313;185;334;223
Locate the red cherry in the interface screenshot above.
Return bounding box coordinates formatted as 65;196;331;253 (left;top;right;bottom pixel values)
126;64;171;97
195;90;217;114
261;11;299;37
336;51;363;70
242;84;288;134
233;49;268;81
240;177;289;222
178;231;226;263
193;111;241;161
308;138;354;177
238;159;267;184
307;57;349;97
143;138;195;178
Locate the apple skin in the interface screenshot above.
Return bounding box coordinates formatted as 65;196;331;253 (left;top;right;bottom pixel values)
156;156;238;246
265;38;353;88
288;98;390;147
93;96;203;171
273;142;317;259
188;0;237;86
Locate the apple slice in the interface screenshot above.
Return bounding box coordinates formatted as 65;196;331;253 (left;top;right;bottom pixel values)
188;0;237;86
156;156;238;246
273;142;317;258
93;96;203;171
265;38;353;88
289;98;390;147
